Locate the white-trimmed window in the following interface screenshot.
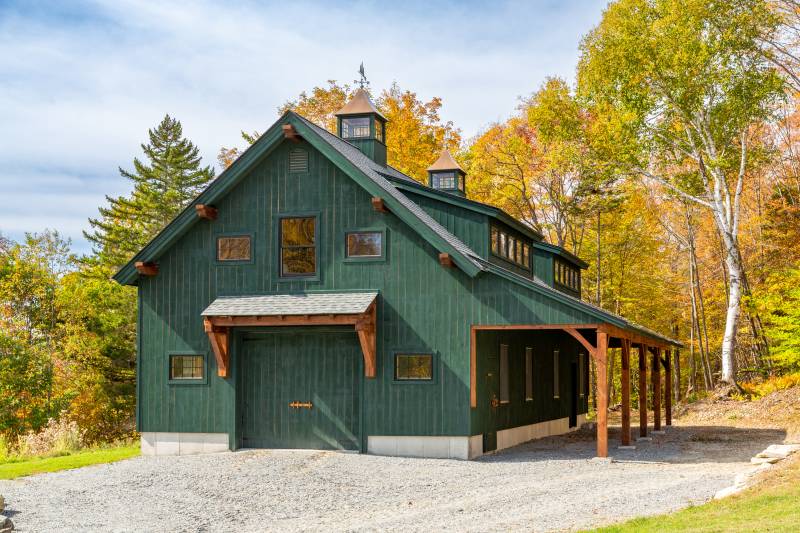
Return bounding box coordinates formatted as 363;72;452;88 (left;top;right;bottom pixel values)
525;347;533;401
499;344;509;404
553;350;560;399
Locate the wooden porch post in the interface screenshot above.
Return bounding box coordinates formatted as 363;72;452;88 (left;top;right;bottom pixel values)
664;349;672;426
652;347;662;431
620;338;632;447
638;343;648;439
595;331;609;458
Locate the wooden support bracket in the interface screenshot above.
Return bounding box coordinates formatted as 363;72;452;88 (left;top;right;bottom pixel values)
203;317;230;378
438;253;454;268
282;124;301;142
134;261;158;276
371;197;388;213
195;204;218;220
354;303;377;378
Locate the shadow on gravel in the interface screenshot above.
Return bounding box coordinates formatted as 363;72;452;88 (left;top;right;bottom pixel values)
479;425;786;465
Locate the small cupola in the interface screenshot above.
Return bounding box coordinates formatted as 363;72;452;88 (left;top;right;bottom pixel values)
427;149;466;197
335;88;387;167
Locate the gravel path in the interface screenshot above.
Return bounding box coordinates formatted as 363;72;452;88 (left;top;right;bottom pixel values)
0;425;782;532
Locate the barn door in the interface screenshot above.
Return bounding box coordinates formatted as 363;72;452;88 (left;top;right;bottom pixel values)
238;329;360;450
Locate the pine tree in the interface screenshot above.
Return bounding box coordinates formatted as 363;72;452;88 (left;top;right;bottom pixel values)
84;115;215;269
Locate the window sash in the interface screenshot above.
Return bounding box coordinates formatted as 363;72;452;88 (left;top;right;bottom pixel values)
346;231;382;258
216;236;251;262
170;355;204;380
553;350;560;399
490;226;531;270
394;354;433;381
342;117;371;138
525;347;533;401
280;217;316;276
499;344;509;403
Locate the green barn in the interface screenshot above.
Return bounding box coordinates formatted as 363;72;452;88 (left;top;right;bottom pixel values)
115;89;679;459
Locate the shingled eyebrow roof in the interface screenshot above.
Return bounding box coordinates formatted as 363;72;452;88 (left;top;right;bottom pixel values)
202;292;378;317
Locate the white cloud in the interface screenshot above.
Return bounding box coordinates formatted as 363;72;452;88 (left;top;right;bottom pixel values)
0;0;605;253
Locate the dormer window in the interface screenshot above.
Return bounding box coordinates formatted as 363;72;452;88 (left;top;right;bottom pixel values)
341;117;371;139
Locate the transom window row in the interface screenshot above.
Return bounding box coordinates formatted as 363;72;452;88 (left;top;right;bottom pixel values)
554;259;580;291
490;226;531;269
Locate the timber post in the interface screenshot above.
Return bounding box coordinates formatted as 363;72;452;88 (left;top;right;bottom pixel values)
652;347;662;431
620;338;632;446
638;343;648;438
664;349;672;426
595;330;609;458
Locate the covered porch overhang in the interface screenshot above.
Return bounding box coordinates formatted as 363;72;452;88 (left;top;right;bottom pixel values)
201;292;378;379
470;322;681;458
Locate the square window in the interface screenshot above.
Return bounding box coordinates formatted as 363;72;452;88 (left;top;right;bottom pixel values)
280;217;316;277
346;231;382;258
342;117;370;138
169;354;204;381
394;354;433;381
217;236;251;262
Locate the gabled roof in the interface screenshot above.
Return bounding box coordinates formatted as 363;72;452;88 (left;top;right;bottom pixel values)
113;111;484;285
335;88;387;120
113;110;678;347
427;149;464;173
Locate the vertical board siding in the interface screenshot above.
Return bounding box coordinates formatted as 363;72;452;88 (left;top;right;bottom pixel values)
138;139;604;444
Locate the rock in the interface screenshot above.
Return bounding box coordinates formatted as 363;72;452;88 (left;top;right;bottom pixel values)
750;456;781;465
755;444;800;459
589;457;614;465
0;514;13;532
714;485;742;499
734;472;753;487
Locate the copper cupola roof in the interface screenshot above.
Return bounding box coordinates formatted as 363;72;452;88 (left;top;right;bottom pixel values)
335;88;387;120
427;148;464;173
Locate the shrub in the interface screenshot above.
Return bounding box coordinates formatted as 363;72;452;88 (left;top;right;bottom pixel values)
740;373;800;399
17;417;84;458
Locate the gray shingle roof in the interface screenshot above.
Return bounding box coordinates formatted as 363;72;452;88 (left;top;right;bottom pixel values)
202;292;378;317
292;114;484;271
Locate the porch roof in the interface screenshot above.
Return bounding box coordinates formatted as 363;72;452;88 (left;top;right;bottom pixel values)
202;292;378;317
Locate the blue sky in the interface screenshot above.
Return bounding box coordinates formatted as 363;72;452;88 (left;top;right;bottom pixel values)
0;0;606;255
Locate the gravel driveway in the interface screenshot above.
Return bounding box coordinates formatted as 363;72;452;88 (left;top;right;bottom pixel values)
0;424;784;532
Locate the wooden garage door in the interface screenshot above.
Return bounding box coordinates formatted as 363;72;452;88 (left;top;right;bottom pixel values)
238;330;361;450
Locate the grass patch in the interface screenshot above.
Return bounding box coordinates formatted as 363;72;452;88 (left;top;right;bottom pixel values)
590;456;800;532
0;444;139;480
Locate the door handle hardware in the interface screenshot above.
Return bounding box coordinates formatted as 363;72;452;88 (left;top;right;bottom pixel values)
289;401;313;409
490;395;500;408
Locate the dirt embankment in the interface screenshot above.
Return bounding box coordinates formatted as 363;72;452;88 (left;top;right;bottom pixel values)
674;386;800;441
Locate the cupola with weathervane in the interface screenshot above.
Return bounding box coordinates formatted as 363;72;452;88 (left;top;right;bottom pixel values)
427;148;466;197
335;64;387;167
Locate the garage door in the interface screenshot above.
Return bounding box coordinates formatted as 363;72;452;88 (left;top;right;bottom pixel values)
238;330;361;450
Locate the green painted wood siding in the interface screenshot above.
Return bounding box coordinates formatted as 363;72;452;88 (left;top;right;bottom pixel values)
137;139;605;445
138;140;475;441
403;190;489;257
470;330;590;437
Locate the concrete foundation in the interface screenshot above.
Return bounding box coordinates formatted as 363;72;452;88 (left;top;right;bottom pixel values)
140;432;229;456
